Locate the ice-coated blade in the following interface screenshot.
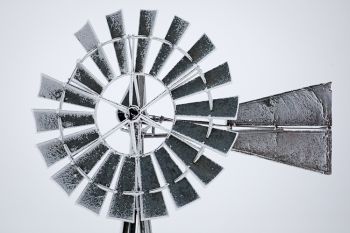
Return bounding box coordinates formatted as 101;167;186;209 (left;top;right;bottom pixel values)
234;83;332;127
109;157;136;221
64;86;97;109
77;183;107;214
38;74;64;101
154;147;199;207
171;178;199;207
60;110;95;128
77;152;121;214
171;62;231;99
33;109;95;132
165;136;222;184
175;96;238;119
63;127;99;153
75;22;115;81
52;164;84;195
149;16;189;76
93;152;121;187
33;109;59;132
140;156;167;218
52;143;109;195
115;157;136;192
135;10;157;73
154;147;182;183
73;64;104;94
141;192;167;219
37;138;67;166
109;193;135;222
38;74;98;108
74;142;109;174
162;34;215;86
173;120;237;153
140;156;160;190
106;10;129;74
232;130;332;174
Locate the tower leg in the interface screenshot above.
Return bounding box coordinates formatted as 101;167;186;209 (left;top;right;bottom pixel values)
121;217;152;233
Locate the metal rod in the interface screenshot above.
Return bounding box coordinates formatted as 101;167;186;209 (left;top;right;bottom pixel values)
122;39;152;232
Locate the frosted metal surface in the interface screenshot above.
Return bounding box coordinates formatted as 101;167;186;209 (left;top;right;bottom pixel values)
106;10;129;74
75;22;115;81
162;35;215;86
165;136;222;184
149;16;189;76
173;120;237;153
171;62;231;99
176;96;238;118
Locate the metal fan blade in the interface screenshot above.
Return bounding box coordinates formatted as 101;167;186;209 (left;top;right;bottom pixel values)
154;147;199;207
73;63;104;94
75;22;115;81
75;142;109;173
50;141;108;195
33;109;59;132
175;96;238;119
135;10;157;73
115;157;136;192
77;183;107;214
38;74;64;101
232;130;332;174
63;127;99;153
162;34;215;86
171;62;231;99
109;157;136;221
33;109;94;132
106;10;129;74
109;193;135;222
141;192;167;220
60;110;95;128
149;16;189;76
52;164;84;195
93;152;121;187
64;86;97;109
171;178;199;207
165;136;222;184
140;156;161;190
37;138;67;166
140;156;168;219
234;83;332;127
39;74;98;108
173;120;237;154
77;152;121;213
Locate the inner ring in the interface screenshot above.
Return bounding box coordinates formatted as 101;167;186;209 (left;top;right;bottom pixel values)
94;73;177;157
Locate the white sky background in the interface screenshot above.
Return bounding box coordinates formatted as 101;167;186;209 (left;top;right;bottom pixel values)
0;0;349;232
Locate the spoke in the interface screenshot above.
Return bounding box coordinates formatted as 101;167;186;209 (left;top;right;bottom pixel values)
140;115;171;133
128;36;136;106
128;36;135;72
128;73;134;105
101;119;129;140
168;67;199;90
67;82;128;112
140;115;201;148
129;121;139;155
71;120;128;157
140;90;168;112
99;96;129;113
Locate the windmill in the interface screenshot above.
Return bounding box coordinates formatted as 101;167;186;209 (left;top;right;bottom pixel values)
34;9;332;233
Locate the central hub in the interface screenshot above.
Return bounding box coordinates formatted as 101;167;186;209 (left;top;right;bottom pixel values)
126;105;140;121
